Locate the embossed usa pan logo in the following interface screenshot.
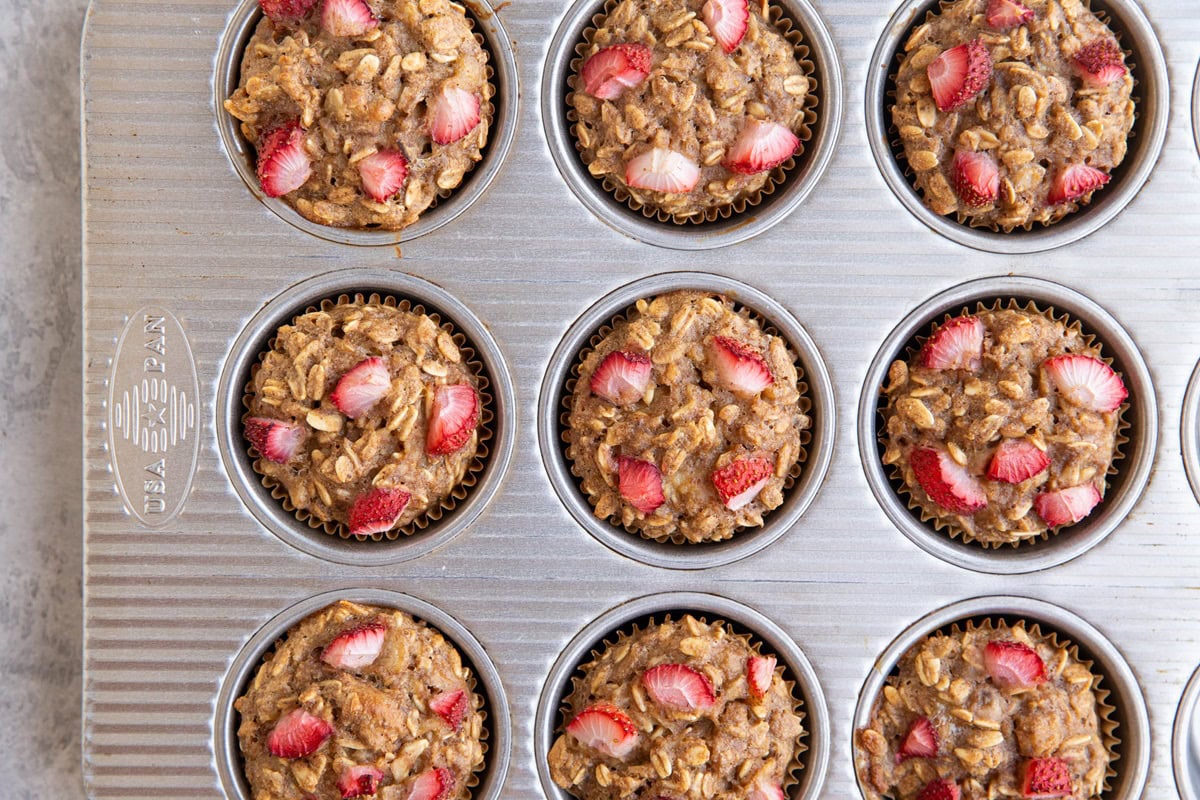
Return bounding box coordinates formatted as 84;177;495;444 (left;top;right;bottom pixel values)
107;307;200;527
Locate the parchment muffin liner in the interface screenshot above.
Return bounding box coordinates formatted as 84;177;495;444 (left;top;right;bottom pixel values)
559;290;812;545
567;0;820;225
242;291;496;542
877;297;1130;549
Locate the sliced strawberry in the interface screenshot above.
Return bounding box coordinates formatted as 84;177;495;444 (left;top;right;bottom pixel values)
723;120;799;175
347;488;411;537
987;439;1050;484
917;779;960;800
1046;163;1111;205
256;120;311;198
701;0;749;53
909;447;987;514
322;621;388;670
746;783;785;800
337;765;384;799
642;664;716;711
244;417;307;464
260;0;317;22
429;689;467;732
267;708;333;759
919;315;983;371
897;716;939;762
580;43;652;100
1042;354;1127;412
617;456;665;514
983;640;1047;689
406;767;453;800
430;86;481;144
711;456;773;511
710;335;774;394
747;655;776;699
358;150;408;203
927;39;993;112
1073;39;1127;87
985;0;1033;30
589;350;652;406
320;0;377;36
426;383;479;456
1021;757;1073;798
330;357;391;418
951;149;999;207
1034;484;1102;527
566;703;640;758
624;148;701;193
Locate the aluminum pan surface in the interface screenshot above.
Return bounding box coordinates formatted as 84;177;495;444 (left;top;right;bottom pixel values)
82;0;1200;798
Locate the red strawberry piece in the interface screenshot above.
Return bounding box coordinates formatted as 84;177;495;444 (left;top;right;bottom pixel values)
617;456;665;514
987;439;1050;484
951;149;999;207
1047;163;1111;205
259;0;317;22
919;315;984;371
927;39;993;112
723;120;799;175
1021;757;1073;798
566;703;640;758
257;120;312;198
429;689;467;732
358;150;408;203
747;655;776;699
337;765;384;799
330;356;391;418
426;383;479;456
320;0;377;36
1034;484;1102;527
701;0;749;53
746;783;785;800
909;447;987;514
624;148;701;193
244;417;307;464
985;0;1034;30
347;488;411;538
580;43;652;100
711;456;774;511
321;621;388;670
430;86;481;144
897;716;939;762
267;708;333;759
589;350;652;406
917;779;960;800
405;767;453;800
642;663;716;711
1073;39;1127;87
710;335;774;394
983;640;1047;689
1042;354;1127;412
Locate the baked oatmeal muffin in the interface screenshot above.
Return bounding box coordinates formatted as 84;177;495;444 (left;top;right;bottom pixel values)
566;290;810;544
855;620;1113;800
880;305;1126;546
891;0;1135;230
224;0;491;230
569;0;815;221
236;600;486;800
243;299;484;538
548;615;804;800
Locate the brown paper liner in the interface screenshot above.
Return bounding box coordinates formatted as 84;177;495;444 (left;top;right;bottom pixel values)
878;298;1130;549
242;292;496;542
567;0;820;224
560;290;813;545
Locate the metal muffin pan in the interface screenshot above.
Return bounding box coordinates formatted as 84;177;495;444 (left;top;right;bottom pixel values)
82;0;1200;797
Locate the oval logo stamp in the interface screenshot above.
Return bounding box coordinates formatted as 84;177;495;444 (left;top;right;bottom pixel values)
107;307;200;528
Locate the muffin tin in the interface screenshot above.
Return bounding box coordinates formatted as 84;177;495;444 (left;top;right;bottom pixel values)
82;0;1200;798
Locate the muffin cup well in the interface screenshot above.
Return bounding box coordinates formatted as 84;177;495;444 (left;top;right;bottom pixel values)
852;595;1148;800
1173;663;1200;800
538;272;835;570
534;591;829;800
864;0;1168;254
214;588;511;800
214;0;518;246
857;275;1156;574
217;269;515;566
1193;60;1200;160
1183;358;1200;507
541;0;842;250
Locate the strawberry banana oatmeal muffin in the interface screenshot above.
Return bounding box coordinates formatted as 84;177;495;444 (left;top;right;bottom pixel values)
855;621;1111;800
548;615;804;800
236;600;485;800
224;0;490;229
570;0;814;220
243;300;482;538
881;306;1126;546
566;290;809;544
891;0;1135;230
